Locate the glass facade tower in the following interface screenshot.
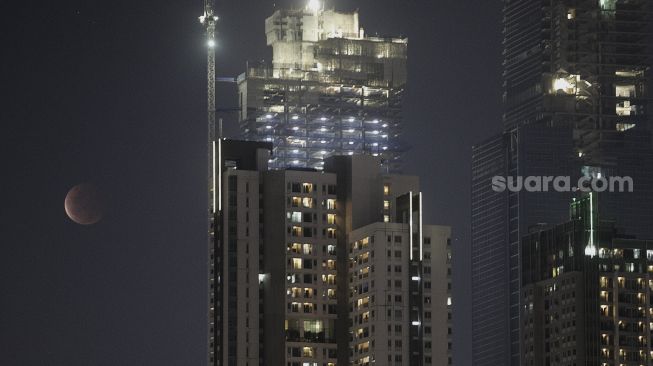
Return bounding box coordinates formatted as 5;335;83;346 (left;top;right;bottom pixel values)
471;1;652;364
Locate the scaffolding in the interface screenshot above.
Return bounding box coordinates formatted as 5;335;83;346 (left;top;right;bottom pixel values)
238;6;408;173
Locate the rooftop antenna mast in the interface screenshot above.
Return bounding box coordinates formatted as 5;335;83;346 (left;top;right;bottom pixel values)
199;0;221;364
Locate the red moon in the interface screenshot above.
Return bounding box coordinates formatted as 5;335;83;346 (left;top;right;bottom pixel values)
64;183;103;225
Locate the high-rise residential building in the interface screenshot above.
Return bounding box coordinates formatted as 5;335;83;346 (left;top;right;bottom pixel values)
209;140;452;366
471;1;652;364
237;3;407;172
521;194;653;365
348;220;452;366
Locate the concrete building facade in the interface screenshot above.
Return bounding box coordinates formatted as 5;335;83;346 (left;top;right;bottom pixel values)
210;140;452;366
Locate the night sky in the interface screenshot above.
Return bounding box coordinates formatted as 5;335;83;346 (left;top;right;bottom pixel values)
2;1;502;364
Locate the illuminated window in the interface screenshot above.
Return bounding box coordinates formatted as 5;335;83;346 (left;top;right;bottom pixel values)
383;185;390;195
361;237;369;248
327;228;336;238
325;199;336;210
616;101;632;116
616;84;636;98
616;70;644;78
327;245;336;255
302;197;314;208
567;8;576;19
327;213;336;225
616;123;636;132
600;0;616;10
383;200;390;210
302;183;314;193
552;76;579;94
292;258;302;269
303;244;313;255
325;260;336;270
302;347;315;357
323;274;336;285
290;211;302;223
289;243;302;253
384;215;390;223
327;289;336;299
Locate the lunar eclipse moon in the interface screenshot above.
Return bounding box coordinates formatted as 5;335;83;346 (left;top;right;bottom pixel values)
64;183;103;225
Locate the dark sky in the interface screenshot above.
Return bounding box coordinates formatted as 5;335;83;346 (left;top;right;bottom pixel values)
2;0;502;365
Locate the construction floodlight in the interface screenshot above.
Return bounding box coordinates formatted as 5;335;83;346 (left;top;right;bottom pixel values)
307;0;321;12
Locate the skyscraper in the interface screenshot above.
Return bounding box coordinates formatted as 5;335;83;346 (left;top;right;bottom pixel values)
237;3;407;172
209;141;452;366
471;1;653;364
521;194;653;365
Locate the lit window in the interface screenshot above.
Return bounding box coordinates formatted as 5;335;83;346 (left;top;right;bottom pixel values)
616;101;632;116
615;84;635;98
384;215;390;223
567;9;576;19
292;258;302;269
302;183;314;193
383;200;390;210
383;185;390;195
616;123;636;132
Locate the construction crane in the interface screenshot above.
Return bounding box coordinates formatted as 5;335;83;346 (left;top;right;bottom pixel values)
199;0;220;365
199;0;218;213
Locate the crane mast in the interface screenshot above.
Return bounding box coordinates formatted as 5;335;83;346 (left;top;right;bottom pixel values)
200;0;220;364
200;0;218;211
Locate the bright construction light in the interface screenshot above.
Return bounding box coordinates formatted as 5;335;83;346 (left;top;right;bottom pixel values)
265;114;273;119
292;126;299;131
307;0;321;12
265;125;272;129
320;117;327;121
553;78;572;91
292;115;300;120
207;39;216;48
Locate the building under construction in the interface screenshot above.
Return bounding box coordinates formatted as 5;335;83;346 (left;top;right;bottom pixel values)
238;2;407;172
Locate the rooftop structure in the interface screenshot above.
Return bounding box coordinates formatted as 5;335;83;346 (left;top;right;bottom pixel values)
238;2;407;172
